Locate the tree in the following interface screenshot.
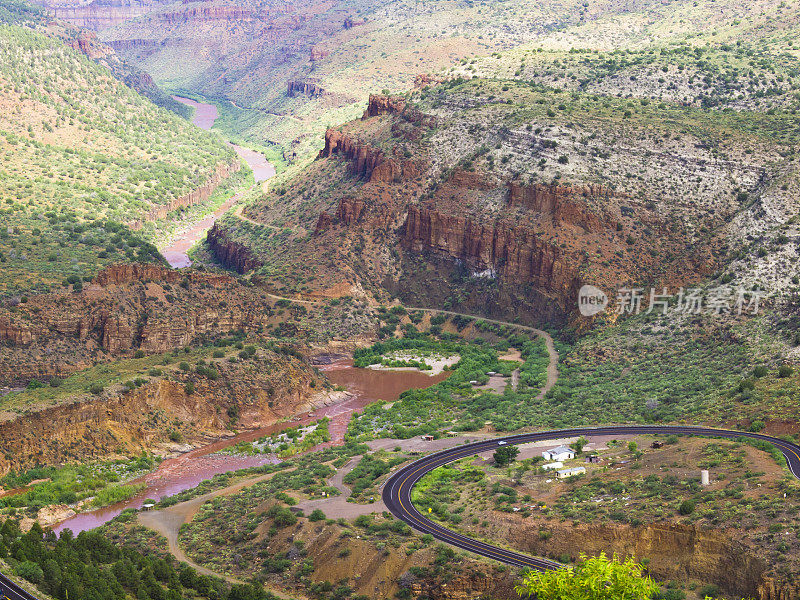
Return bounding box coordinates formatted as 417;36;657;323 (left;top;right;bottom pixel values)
308;509;326;522
678;500;695;515
493;446;520;467
515;553;658;600
571;436;588;455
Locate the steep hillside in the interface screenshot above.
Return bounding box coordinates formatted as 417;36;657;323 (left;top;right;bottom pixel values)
38;0;800;162
80;0;682;156
0;23;237;294
205;76;798;323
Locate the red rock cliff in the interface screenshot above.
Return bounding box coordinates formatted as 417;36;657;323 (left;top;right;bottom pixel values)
401;205;582;295
206;223;264;274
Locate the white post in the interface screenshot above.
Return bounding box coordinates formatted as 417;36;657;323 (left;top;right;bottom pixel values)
701;470;710;486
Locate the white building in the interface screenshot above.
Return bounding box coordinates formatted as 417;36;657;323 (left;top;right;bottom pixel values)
556;466;586;479
542;462;563;471
542;445;575;461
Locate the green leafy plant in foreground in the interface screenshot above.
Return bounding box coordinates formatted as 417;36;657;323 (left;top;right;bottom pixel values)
515;553;658;600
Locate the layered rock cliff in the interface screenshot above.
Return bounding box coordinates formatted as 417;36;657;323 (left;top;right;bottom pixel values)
0;349;320;473
129;160;240;229
401;205;582;294
206;223;264;274
287;80;325;98
43;0;157;30
0;264;272;384
513;519;783;600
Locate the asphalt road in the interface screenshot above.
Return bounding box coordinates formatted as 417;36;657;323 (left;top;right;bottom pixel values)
0;575;39;600
383;425;800;570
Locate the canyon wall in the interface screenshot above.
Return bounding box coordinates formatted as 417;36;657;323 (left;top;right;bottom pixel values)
43;0;157;30
516;519;771;600
0;352;319;473
0;264;272;384
319;129;386;180
287;80;325;98
401;205;582;294
206;223;264;274
129;160;240;230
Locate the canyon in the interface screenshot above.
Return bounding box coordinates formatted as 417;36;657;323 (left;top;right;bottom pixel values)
0;264;280;384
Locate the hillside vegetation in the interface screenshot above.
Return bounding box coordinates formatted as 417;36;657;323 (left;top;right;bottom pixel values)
0;24;235;294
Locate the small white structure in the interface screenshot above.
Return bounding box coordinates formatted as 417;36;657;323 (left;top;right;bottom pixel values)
542;445;575;461
542;461;564;471
701;470;710;486
556;467;586;479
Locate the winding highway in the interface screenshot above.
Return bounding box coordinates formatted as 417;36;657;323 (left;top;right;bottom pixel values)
0;575;39;600
383;425;800;570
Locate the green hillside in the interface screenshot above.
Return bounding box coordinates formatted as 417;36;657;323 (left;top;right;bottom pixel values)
0;24;236;294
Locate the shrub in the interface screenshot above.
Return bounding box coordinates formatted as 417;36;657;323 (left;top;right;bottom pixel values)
15;561;43;584
89;383;104;395
778;365;793;378
309;509;326;522
134;350;145;359
678;500;695;515
698;584;720;598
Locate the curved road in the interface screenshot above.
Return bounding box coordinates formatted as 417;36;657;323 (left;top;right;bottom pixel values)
0;575;40;600
383;425;800;570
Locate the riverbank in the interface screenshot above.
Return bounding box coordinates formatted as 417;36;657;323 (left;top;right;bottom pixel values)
159;95;277;268
49;357;446;535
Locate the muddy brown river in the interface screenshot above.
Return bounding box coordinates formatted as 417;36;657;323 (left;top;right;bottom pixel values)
52;359;447;535
160;96;276;268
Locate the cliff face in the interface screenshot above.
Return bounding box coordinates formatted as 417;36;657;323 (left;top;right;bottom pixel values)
206;223;264;274
516;520;770;599
45;0;157;30
759;578;800;600
159;5;259;25
129;160;240;229
287;80;325;97
507;181;621;232
0;351;319;473
319;128;423;183
319;129;386;180
0;264;272;384
401;205;582;294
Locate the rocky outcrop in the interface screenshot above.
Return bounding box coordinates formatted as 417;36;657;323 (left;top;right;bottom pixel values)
318;128;424;183
759;577;800;600
411;570;515;600
518;520;769;600
320;129;385;180
507;181;619;232
67;31;114;59
287;80;325;98
129;160;240;229
401;205;582;294
93;263;230;287
206;223;263;274
0;264;272;383
310;46;329;61
0;353;320;473
363;94;436;127
343;17;366;29
364;94;406;118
